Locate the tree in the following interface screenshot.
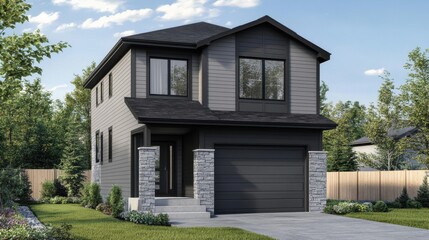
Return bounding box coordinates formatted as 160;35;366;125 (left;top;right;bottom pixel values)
360;73;408;170
416;176;429;207
320;81;329;116
399;47;429;167
60;125;86;197
323;100;366;171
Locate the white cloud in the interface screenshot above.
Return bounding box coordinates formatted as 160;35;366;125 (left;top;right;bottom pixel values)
213;0;259;8
29;11;59;29
81;9;153;29
48;84;68;92
56;22;76;31
157;0;210;21
113;30;136;38
52;0;123;13
225;20;232;26
364;68;385;76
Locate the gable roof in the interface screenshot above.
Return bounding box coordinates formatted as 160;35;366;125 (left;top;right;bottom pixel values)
351;127;418;146
84;15;331;89
125;98;337;129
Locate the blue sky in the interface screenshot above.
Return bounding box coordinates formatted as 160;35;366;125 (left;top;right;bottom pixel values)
19;0;429;105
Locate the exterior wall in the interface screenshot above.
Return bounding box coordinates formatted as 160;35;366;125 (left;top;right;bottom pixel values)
91;49;142;199
207;35;236;111
308;151;327;212
192;53;200;101
290;40;318;114
135;49;146;98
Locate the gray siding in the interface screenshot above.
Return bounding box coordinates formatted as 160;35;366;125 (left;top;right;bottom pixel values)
192;54;200;101
290;40;318;114
91;50;142;199
207;35;236;111
135;49;146;98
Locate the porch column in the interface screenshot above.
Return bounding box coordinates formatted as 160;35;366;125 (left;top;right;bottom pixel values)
193;149;215;216
309;151;327;212
138;146;159;212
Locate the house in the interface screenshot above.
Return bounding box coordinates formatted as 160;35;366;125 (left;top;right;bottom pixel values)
351;127;423;170
84;16;336;218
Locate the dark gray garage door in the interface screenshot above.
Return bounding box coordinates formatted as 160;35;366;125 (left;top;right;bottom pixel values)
215;145;306;214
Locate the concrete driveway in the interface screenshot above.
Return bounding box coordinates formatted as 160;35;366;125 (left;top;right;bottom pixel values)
172;212;429;240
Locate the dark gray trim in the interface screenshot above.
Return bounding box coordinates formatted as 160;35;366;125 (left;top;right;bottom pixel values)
144;125;152;147
108;72;113;98
95;130;100;163
100;131;104;165
201;48;209;107
131;48;136;98
287;38;291;113
316;60;320;115
108;126;113;162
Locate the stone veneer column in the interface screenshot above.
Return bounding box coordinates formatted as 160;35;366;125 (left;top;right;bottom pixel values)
92;162;101;184
138;146;159;212
309;151;327;212
193;149;215;216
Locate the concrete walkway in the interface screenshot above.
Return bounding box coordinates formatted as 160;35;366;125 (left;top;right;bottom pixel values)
172;212;429;240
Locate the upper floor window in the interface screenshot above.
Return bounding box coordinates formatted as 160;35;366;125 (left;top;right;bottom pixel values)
100;81;104;103
109;73;113;98
96;87;99;106
150;58;188;96
108;127;112;162
95;130;100;163
239;58;285;101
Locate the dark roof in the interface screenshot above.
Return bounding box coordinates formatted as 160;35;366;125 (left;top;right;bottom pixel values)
122;22;229;46
351;127;418;146
84;15;331;89
124;98;337;129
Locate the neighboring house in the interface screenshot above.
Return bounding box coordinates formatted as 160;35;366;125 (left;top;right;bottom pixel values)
84;16;336;218
351;127;423;170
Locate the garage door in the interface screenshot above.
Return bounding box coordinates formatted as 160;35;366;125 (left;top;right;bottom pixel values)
215;145;306;214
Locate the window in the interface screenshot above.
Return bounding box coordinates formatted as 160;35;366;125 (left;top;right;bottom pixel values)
239;58;285;100
108;127;112;162
109;73;113;98
96;87;99;106
150;58;188;96
95;131;100;163
100;132;104;164
100;81;104;103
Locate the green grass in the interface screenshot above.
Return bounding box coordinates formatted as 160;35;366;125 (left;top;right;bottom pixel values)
346;208;429;230
30;204;271;240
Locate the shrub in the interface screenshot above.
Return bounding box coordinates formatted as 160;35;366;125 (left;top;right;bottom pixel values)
0;167;33;209
406;199;422;209
41;180;56;199
396;187;410;208
96;203;112;215
127;211;170;226
50;196;67;204
373;201;388;212
386;200;401;208
54;179;68;197
323;205;335;214
416;176;429;207
16;171;32;203
81;183;102;209
332;202;355;214
362;202;373;212
0;223;73;240
108;185;124;218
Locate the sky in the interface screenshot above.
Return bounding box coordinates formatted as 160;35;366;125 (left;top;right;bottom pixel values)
16;0;429;105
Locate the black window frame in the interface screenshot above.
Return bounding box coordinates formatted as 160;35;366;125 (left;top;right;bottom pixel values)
96;87;99;106
238;57;286;101
100;81;104;103
108;127;112;162
109;73;113;98
100;132;104;164
95;130;100;163
148;57;189;97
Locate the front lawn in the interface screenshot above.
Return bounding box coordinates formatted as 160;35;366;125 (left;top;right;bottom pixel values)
346;208;429;230
30;204;271;240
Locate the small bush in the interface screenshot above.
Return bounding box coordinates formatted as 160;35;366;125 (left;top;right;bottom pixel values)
96;203;112;215
373;201;388;212
406;199;422;209
54;179;68;197
0;223;73;240
16;171;32;203
362;202;373;212
396;187;410;208
50;196;67;204
108;185;124;218
81;183;102;209
323;205;335;214
416;176;429;207
386;200;401;208
127;211;170;226
41;181;56;199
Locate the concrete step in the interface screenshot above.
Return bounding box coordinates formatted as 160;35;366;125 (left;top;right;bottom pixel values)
164;212;211;219
155;205;207;213
155;198;200;206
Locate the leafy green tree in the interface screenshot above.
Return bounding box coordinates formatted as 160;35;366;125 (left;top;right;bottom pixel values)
320;81;329;115
323;100;366;171
360;73;408;170
416;176;429;207
60;124;86;197
399;47;429;167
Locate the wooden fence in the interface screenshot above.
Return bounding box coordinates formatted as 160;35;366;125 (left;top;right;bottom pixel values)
25;169;91;200
327;170;429;202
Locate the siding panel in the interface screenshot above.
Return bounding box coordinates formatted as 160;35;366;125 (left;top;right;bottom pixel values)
135;49;146;98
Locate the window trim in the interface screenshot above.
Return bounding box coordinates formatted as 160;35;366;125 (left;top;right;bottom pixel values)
95;130;100;163
109;73;113;98
96;87;99;106
108;127;112;162
147;52;192;100
238;57;286;101
100;81;104;103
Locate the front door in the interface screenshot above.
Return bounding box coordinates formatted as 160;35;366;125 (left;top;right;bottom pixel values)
152;141;176;196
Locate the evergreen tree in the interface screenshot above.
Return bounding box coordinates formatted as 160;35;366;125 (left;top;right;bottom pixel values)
60;125;86;197
416;176;429;207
